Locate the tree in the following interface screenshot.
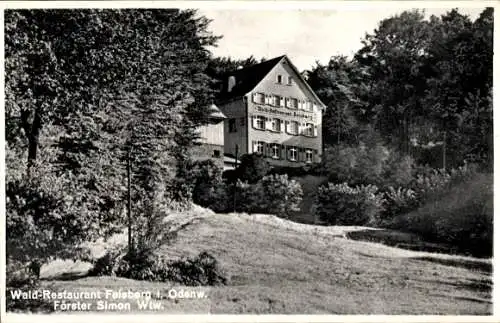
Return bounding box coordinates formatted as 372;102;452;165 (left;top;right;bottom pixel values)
353;8;492;169
306;56;367;146
355;10;433;154
205;55;265;99
5;9;219;270
423;8;493;169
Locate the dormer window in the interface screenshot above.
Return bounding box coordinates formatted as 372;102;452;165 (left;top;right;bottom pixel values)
277;75;283;84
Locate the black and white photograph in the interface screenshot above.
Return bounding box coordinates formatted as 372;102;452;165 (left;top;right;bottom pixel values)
2;1;496;319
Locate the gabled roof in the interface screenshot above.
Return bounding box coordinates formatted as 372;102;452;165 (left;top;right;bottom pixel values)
219;55;286;100
207;103;226;120
218;55;326;109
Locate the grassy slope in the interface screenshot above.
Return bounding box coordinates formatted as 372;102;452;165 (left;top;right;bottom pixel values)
39;212;492;315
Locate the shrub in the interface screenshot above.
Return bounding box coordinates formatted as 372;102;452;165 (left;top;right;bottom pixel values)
315;183;385;226
391;173;493;257
90;250;227;285
233;180;261;213
197;182;230;213
382;154;415;188
380;187;419;224
168;251;227;286
229;176;303;216
236;154;271;183
183;159;230;212
409;163;479;203
322;142;415;189
258;174;303;217
88;247;125;276
410;168;451;197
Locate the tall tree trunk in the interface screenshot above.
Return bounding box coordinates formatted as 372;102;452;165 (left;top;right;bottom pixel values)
20;108;42;177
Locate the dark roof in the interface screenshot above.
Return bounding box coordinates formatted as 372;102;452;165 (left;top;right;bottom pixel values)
218;55;286;101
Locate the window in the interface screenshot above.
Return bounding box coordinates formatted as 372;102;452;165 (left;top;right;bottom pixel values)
306;101;313;111
254;116;265;130
291;98;298;109
304;123;314;136
255;141;265;154
271;118;281;132
229;119;237;133
240;117;246;126
273;95;281;107
288;146;298;161
271;144;281;159
277;75;283;84
287;76;293;85
305;150;313;163
213;150;221;158
287;121;299;135
254;93;265;104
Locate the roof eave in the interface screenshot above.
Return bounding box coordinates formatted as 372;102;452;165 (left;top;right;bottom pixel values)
242;55;327;112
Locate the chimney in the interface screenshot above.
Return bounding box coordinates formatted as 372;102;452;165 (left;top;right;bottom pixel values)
227;76;236;93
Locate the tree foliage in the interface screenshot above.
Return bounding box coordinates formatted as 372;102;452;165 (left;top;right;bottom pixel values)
308;8;492;170
5;9;219;269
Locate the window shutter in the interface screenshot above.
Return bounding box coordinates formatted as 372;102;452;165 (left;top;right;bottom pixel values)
252;116;257;129
280;97;285;107
280;120;284;133
281;145;286;160
252;93;257;103
313;103;318;111
285;121;289;134
313;125;318;137
285;98;290;108
252;141;257;153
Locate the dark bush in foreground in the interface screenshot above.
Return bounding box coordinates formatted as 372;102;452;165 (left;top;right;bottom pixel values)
390;173;493;258
6;261;53;313
90;250;227;286
315;183;385;226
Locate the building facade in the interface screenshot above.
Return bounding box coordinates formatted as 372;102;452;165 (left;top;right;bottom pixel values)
217;55;325;167
191;104;226;162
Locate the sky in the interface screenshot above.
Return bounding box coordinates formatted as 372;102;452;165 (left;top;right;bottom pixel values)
200;7;487;71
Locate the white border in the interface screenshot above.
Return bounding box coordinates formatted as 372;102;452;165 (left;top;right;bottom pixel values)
1;1;498;322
